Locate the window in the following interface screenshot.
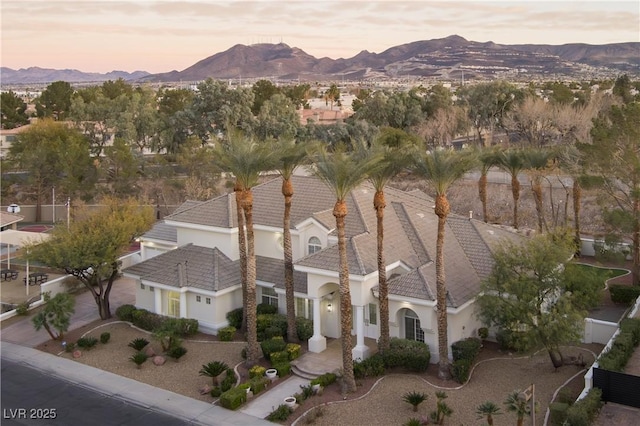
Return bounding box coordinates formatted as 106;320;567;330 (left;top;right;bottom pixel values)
261;287;278;307
149;286;154;292
206;297;211;305
140;283;145;290
196;295;201;303
404;310;424;343
308;236;322;254
368;303;377;325
168;291;180;318
295;297;313;320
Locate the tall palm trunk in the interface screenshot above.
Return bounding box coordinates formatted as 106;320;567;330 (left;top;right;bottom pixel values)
633;186;640;286
334;199;356;392
478;173;488;223
282;178;298;342
511;176;520;229
242;189;259;365
531;175;546;233
375;190;390;353
572;178;582;255
235;183;248;333
434;194;452;380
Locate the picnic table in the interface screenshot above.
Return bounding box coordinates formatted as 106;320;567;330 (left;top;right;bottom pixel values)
1;269;18;281
24;272;48;286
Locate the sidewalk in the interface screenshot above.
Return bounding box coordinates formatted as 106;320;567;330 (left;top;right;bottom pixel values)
0;276;272;425
240;375;309;419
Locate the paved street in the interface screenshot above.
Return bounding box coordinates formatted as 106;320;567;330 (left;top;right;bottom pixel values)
1;359;190;426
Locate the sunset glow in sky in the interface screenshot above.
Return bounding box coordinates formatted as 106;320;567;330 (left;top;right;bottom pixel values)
2;1;639;74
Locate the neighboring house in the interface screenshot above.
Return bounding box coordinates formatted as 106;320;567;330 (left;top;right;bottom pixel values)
0;124;32;159
123;175;521;362
0;211;23;231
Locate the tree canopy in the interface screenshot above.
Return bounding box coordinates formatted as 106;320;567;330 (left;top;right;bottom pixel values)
27;198;154;319
476;233;601;368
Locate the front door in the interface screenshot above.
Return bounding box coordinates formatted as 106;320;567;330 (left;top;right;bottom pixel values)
321;296;340;338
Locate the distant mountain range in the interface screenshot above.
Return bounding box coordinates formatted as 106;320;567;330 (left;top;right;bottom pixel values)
0;67;150;85
3;35;639;85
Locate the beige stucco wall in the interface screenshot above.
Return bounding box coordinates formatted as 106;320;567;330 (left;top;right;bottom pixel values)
177;228;238;260
135;283;155;311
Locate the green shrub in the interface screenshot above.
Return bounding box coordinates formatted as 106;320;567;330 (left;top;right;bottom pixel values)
210;387;222;398
100;332;111;344
478;327;489;340
226;308;243;329
64;342;76;353
565;388;602;426
609;284;640;304
131;309;165;331
620;318;640;344
128;337;150;351
273;362;291;377
381;338;430;372
256;314;287;340
250;376;270;394
295;316;313;341
598;319;640;372
310;372;337;387
549;402;569;426
451;337;482;362
266;404;292;422
270;350;289;365
286;343;301;360
219;387;247;410
218;326;236;342
404;418;422;426
353;353;385;379
77;336;98;349
451;359;472;384
221;369;237;392
199;361;229;385
298;384;314;401
403;391;428;412
115;304;137;322
248;365;266;379
15;301;30;316
257;303;278;315
166;345;188;361
260;336;287;362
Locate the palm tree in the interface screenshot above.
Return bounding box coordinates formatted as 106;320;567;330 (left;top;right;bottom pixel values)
478;147;499;223
557;145;587;253
310;143;380;393
403;391;428;412
495;149;526;229
476;401;502;426
504;391;531;426
215;132;276;365
367;140;408;353
523;148;555;233
411;148;476;380
199;361;229;386
273;137;308;343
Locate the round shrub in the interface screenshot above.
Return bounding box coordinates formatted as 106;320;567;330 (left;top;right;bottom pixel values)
257;303;278;315
218;326;236;342
260;336;287;362
226;308;243;329
295;316;313;341
382;338;431;372
100;332;111;344
451;359;472;384
451;337;481;362
77;336;99;350
115;304;137;322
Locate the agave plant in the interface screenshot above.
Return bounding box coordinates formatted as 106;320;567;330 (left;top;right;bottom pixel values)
402;391;428;412
128;337;149;351
199;361;229;386
129;352;148;369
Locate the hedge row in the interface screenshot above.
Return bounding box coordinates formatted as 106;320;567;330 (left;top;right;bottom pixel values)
225;307;313;341
609;284;640;305
598;318;640;372
115;304;198;336
380;338;431;372
451;338;482;383
550;388;603;426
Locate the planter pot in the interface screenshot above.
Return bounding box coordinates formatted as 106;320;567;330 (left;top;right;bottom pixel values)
284;396;297;408
265;368;277;379
312;383;321;393
245;387;251;395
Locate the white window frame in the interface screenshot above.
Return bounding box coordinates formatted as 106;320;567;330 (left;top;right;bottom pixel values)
261;286;278;307
307;236;322;255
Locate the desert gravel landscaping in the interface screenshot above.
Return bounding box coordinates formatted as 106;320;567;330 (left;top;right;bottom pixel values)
37;320;603;425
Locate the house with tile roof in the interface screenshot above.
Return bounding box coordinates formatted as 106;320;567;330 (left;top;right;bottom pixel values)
123;175;522;362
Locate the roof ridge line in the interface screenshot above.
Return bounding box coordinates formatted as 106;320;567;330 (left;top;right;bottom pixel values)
349;190;369;234
350;235;367;275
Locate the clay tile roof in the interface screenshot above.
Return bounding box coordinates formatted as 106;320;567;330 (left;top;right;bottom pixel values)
142;221;177;243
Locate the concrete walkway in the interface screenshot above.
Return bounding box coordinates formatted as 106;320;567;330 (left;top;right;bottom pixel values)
240;375;309;419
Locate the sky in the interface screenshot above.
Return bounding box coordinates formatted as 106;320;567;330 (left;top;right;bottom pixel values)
2;1;639;74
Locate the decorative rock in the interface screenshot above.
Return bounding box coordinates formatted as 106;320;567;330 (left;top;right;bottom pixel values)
72;350;82;358
199;384;212;395
144;345;156;358
152;356;166;366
